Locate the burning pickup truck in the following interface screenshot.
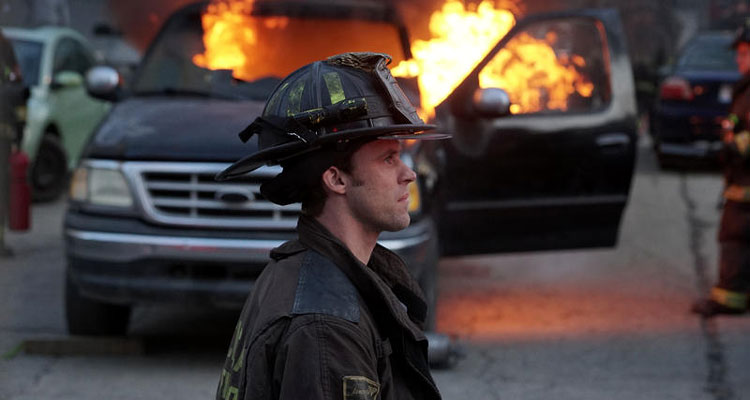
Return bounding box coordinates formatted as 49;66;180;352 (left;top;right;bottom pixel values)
64;0;636;335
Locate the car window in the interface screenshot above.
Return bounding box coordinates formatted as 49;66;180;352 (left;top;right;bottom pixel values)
133;8;407;101
7;38;41;86
53;37;93;76
479;17;611;115
677;35;735;72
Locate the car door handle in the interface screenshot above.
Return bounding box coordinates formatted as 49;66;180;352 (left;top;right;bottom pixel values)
596;133;630;149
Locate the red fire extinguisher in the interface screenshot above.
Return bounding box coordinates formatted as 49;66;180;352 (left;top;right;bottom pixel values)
8;149;30;231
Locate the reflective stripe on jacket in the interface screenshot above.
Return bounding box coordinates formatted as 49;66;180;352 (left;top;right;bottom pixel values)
723;74;750;187
724;184;750;202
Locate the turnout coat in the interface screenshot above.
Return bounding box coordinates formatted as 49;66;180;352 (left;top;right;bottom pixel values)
216;216;441;400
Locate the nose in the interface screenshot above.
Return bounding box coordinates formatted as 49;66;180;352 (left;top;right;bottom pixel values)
400;161;417;184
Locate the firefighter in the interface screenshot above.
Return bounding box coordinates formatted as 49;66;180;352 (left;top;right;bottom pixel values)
692;23;750;317
213;52;448;400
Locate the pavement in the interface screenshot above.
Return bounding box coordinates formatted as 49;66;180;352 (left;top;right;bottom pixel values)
2;136;750;400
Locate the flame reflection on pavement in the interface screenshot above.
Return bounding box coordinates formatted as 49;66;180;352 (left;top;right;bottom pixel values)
435;258;700;342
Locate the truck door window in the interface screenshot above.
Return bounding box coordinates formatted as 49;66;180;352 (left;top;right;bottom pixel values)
479;18;611;115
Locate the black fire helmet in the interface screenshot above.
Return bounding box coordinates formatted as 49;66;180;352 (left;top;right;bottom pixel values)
215;52;449;205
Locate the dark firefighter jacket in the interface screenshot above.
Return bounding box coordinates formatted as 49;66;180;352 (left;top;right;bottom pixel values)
215;215;441;400
724;74;750;191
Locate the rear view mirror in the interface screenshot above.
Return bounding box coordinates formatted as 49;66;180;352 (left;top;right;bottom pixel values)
85;65;120;101
50;71;83;90
472;88;511;118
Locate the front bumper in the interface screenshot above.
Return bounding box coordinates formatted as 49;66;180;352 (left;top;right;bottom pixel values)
658;141;722;159
65;210;435;307
651;102;724;143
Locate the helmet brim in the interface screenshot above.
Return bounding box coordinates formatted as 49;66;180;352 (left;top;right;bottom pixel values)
215;123;445;181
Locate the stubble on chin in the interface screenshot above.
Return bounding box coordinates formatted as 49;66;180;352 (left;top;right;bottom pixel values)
353;203;410;233
380;208;410;232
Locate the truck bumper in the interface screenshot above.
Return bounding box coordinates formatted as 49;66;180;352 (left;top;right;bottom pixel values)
658;141;722;159
65;212;435;307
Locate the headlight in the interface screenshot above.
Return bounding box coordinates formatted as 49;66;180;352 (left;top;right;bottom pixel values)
69;163;134;208
69;168;88;201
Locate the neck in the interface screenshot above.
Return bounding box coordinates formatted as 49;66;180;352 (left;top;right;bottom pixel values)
315;206;379;265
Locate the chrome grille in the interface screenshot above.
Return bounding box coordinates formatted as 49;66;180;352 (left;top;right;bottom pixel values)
122;162;300;229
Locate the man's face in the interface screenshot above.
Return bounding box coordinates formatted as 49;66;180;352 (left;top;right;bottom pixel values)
344;139;417;233
737;42;750;75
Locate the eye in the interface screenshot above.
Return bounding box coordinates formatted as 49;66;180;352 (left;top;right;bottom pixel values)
384;155;396;164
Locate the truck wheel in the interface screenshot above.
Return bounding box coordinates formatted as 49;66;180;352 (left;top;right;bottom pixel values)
65;275;131;336
31;134;67;202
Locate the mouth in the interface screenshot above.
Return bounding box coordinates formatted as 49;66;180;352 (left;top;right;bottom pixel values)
398;193;409;202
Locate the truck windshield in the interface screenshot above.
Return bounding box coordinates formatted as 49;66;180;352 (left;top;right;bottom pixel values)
133;9;407;101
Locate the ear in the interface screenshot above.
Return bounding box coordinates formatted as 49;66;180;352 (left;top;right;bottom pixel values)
321;166;347;195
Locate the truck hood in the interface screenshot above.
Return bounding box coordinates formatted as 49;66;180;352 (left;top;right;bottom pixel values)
86;97;264;161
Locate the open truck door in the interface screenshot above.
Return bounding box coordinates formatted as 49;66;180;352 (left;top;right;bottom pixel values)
433;9;637;256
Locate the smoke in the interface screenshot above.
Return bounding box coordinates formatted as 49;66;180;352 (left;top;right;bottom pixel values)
108;0;197;51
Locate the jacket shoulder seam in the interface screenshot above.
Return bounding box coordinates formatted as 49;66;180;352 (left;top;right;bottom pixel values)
291;251;360;323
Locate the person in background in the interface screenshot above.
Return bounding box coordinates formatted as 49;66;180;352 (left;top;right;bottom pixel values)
0;28;27;256
693;22;750;317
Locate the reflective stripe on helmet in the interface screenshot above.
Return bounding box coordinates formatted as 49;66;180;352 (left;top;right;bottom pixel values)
324;72;346;104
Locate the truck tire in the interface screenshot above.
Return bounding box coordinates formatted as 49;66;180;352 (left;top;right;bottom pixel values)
31;134;67;202
65;275;131;336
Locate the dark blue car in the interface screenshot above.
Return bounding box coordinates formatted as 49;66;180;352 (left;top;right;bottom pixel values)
651;31;740;166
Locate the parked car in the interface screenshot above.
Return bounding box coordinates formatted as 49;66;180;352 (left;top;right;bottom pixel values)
64;2;636;335
651;31;740;167
3;26;110;201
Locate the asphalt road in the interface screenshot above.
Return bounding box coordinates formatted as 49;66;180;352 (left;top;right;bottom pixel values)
2;137;750;400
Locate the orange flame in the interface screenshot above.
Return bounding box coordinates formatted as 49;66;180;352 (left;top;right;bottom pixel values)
392;0;594;118
194;0;593;119
479;32;595;114
193;0;406;82
192;0;258;75
392;0;517;118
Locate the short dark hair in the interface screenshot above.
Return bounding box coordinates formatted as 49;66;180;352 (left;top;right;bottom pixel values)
300;141;365;217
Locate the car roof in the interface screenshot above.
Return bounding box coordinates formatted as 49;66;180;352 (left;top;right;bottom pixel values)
0;26;87;45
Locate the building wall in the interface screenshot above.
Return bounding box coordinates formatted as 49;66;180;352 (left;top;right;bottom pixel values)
0;0;140;67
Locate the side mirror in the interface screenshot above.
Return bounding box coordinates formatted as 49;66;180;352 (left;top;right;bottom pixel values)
85;65;120;101
472;87;511;118
50;71;83;90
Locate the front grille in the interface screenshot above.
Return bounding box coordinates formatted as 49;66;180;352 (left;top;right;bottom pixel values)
122;162;300;230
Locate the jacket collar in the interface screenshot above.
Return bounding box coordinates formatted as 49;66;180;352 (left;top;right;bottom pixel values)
294;216;440;399
290;215;428;338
